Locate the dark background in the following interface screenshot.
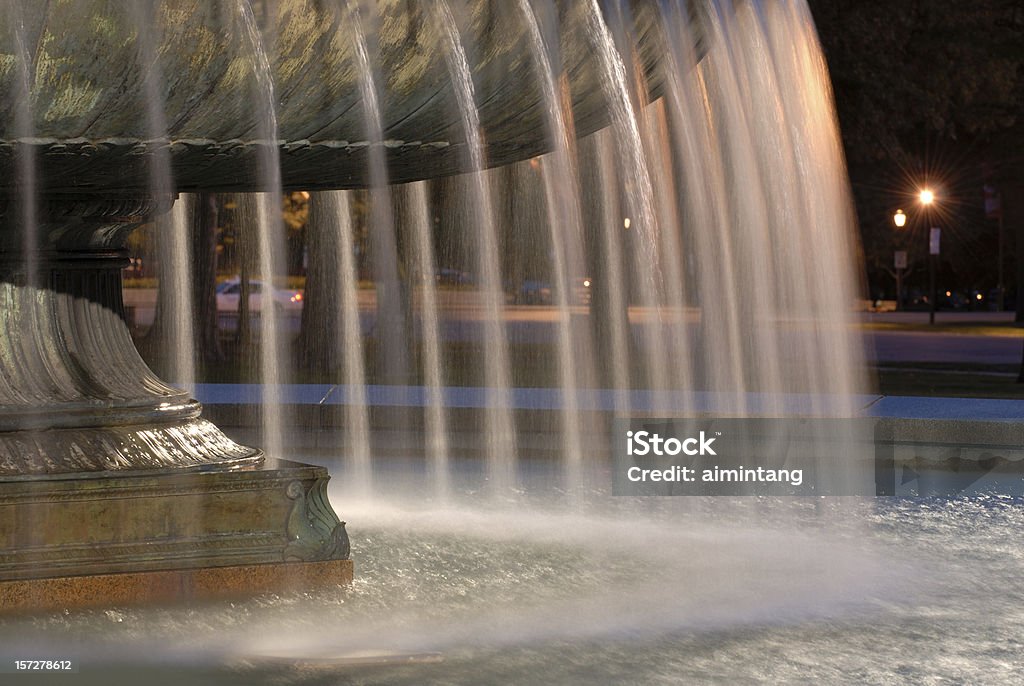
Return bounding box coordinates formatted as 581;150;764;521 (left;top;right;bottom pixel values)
808;0;1024;312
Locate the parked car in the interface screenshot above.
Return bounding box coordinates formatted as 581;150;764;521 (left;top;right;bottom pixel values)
516;280;553;305
215;279;303;314
986;287;1016;311
435;268;473;286
575;277;593;306
513;277;592;305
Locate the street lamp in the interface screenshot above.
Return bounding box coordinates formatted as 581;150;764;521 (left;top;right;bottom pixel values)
919;189;938;325
892;191;939;321
893;210;907;310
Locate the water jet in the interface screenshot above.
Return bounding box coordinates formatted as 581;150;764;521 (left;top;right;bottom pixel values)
0;0;707;609
0;2;1020;683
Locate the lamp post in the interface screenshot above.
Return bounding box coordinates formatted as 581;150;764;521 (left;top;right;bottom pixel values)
893;208;907;228
919;189;937;325
893;209;906;311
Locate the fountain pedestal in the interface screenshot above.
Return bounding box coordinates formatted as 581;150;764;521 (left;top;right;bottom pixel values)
0;197;351;612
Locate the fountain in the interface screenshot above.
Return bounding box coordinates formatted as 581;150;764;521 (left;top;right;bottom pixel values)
0;0;1021;681
0;0;713;608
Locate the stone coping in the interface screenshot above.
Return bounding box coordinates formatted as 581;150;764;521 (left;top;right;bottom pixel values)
188;383;1024;421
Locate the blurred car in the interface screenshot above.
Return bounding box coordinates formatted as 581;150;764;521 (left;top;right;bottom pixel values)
986;287;1015;311
215;279;304;313
513;277;592;305
939;290;968;311
435;268;473;286
575;277;593;306
516;280;553;305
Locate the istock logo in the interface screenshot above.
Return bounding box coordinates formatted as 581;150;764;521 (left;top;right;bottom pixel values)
626;430;717;457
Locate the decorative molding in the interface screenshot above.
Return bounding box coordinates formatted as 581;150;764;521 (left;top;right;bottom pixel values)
0;461;347;581
284;479;350;562
0;535;286;576
0;467;310;504
0;418;261;477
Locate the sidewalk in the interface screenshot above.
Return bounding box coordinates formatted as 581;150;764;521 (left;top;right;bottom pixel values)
860;311;1017;325
859;311;1023;334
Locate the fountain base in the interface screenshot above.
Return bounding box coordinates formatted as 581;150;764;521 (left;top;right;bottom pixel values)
0;458;352;613
0;200;352;613
0;559;352;615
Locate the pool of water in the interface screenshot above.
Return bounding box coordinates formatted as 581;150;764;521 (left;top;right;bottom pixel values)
1;485;1021;685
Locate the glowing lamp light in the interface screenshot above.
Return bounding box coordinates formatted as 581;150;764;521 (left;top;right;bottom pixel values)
623;217;631;229
919;189;934;205
893;209;906;228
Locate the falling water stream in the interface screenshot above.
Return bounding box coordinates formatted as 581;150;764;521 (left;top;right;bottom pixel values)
585;0;670;400
124;0;867;498
1;1;980;682
516;0;591;497
432;0;518;495
592;128;633;409
238;0;287;458
7;3;36;290
703;0;789;409
165;200;195;391
658;0;748;403
404;180;452;501
346;1;409;389
121;0;875;560
131;2;196;391
644;98;694;392
326;190;373;493
4;3;45;407
148;200;196;390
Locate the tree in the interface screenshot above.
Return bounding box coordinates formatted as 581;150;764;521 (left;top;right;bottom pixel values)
808;0;1024;302
191;193;224;368
298;192;346;373
282;191;310;275
809;0;1023;165
141;193;223;379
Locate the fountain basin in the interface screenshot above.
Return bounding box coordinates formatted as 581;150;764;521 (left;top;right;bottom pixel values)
1;490;1020;685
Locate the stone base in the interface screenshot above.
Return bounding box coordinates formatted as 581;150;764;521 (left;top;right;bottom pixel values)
0;558;353;614
874;417;1024;496
0;458;351;611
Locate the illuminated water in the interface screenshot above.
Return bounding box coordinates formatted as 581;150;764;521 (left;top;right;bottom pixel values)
6;1;37;288
518;0;594;497
432;0;518;495
586;0;671;398
4;1;998;684
238;0;288;459
1;489;1021;684
402;180;452;501
347;0;409;388
320;190;374;494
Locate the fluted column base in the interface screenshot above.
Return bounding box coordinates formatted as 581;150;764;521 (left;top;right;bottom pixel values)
0;249;262;475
